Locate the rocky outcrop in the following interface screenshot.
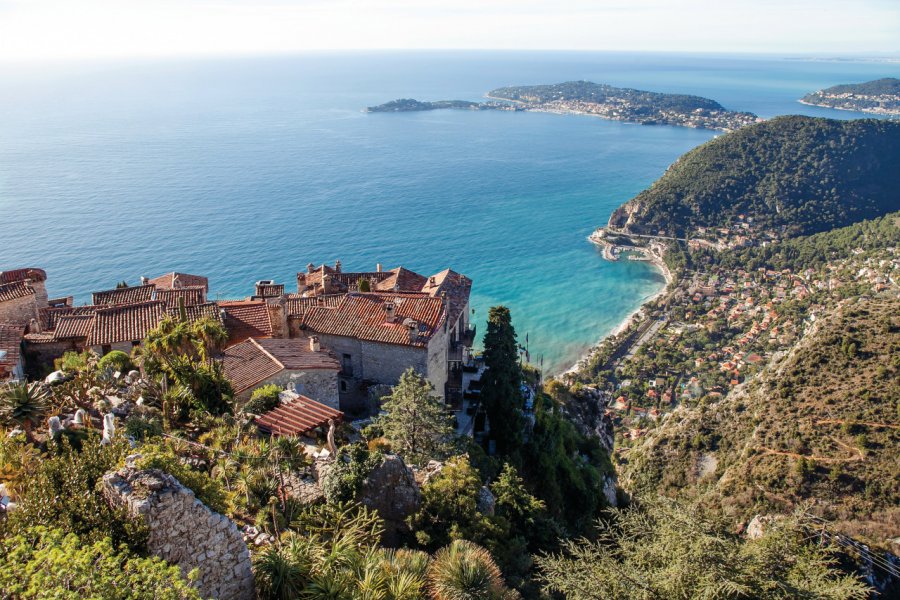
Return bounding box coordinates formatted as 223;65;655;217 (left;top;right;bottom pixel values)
103;466;254;600
358;454;421;546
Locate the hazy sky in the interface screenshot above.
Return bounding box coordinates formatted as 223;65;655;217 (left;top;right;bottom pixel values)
1;0;897;62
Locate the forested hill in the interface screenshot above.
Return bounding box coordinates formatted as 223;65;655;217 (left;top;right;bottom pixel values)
608;116;900;238
806;77;900;97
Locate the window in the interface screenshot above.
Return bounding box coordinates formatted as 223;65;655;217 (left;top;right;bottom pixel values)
340;380;348;392
341;353;353;376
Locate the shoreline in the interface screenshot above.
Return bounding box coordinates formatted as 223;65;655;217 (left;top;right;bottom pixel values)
797;98;900;117
558;239;673;377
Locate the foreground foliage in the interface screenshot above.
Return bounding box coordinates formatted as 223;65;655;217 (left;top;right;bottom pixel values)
537;497;871;600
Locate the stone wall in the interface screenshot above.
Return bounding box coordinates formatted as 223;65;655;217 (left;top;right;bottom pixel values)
104;466;255;600
0;294;39;326
239;368;340;410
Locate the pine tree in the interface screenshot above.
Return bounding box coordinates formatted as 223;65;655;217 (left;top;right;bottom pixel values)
377;368;455;466
481;306;524;457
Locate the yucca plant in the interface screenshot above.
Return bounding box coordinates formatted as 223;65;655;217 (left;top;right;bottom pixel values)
0;381;50;443
427;540;518;600
253;544;306;600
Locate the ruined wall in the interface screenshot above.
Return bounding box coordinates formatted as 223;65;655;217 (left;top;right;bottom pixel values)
238;368;340;410
104;466;254;600
0;294;39;326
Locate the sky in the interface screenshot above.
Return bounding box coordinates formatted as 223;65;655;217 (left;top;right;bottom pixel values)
0;0;898;62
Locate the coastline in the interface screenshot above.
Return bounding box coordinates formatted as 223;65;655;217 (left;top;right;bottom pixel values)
559;241;673;377
797;98;900;117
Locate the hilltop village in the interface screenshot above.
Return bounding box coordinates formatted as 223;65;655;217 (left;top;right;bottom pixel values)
0;262;476;419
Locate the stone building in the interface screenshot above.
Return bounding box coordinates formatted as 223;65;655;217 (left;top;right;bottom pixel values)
0;268;48;327
298;292;451;411
221;336;341;408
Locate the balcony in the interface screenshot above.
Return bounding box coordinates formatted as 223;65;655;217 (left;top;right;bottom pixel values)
460;325;477;348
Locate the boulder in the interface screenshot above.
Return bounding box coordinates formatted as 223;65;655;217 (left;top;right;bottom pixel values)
358;454;421;546
476;486;495;516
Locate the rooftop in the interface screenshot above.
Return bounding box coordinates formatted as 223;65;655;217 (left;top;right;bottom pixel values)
88;300;165;346
156;286;207;308
218;300;273;344
148;272;209;292
0;323;25;375
91;284;156;306
221;336;340;395
254;393;343;437
0;280;36;303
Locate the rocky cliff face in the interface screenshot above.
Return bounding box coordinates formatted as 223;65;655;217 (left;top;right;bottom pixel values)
358;454;422;546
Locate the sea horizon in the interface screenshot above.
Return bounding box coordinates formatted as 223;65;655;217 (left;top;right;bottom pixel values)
2;50;898;373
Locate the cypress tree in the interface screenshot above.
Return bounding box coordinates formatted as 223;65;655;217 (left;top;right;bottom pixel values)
480;306;524;456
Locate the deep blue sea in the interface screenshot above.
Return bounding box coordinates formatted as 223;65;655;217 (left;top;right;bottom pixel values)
1;52;897;373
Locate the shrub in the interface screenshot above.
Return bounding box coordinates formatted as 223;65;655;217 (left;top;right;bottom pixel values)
321;443;383;504
243;384;282;415
0;527;200;599
97;351;133;374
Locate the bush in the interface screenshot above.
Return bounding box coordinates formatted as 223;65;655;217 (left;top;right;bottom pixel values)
242;384;282;415
0;527;200;599
321;443;383;504
97;351;133;374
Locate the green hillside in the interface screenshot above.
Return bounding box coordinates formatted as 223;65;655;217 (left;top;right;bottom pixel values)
608;116;900;237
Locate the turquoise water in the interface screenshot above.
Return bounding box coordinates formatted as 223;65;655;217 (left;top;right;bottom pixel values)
1;52;897;373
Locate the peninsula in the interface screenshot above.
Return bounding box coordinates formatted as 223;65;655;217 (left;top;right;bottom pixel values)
366;80;761;131
799;77;900;116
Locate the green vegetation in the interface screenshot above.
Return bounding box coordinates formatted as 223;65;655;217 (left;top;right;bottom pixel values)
609;116;900;237
366;98;483;112
97;350;133;374
0;527;201;600
810;77;900;96
242;383;282;415
0;382;49;443
481;306;525;456
376;368;455;466
537;497;870;599
801;78;900;115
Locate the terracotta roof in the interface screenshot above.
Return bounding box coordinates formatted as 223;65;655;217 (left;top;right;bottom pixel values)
285;294;346;318
218;300;273;344
91;284;156;306
157;286;206;308
53;314;95;340
0;268;47;284
222;336;339;395
165;302;222;324
373;267;428;292
88;300;164;346
255;393;343;437
0;281;35;303
41;305;98;331
300;292;445;348
421;269;472;326
0;323;25;376
148;272;209;292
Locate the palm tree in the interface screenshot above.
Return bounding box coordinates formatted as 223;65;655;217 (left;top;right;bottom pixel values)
0;382;50;443
427;540;518;600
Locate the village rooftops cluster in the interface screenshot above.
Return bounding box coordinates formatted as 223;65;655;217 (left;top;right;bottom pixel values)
1;262;475;417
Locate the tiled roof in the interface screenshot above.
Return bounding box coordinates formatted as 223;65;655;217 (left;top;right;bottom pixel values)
300;292;445;347
421;269;472;326
149;272;209;292
0;281;35;303
53;314;95;340
91;284;156;306
88;301;164;346
255;394;343;437
218;300;273;344
41;305;98;331
165;302;223;324
254;338;341;371
157;286;207;308
0;268;47;284
285;294;346;318
0;323;25;375
221;337;339;395
374;267;428;293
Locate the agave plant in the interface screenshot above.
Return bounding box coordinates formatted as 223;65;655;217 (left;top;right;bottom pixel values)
0;381;50;442
427;540;518;600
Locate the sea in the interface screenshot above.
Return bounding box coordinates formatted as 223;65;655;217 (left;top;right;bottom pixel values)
1;52;897;373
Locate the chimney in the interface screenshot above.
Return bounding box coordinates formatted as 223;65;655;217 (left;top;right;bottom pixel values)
383;301;396;322
376;263;383;273
140;276;149;286
429;276;436;286
307;263;315;274
309;336;321;352
334;260;342;273
322;273;332;294
23;278;32;289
